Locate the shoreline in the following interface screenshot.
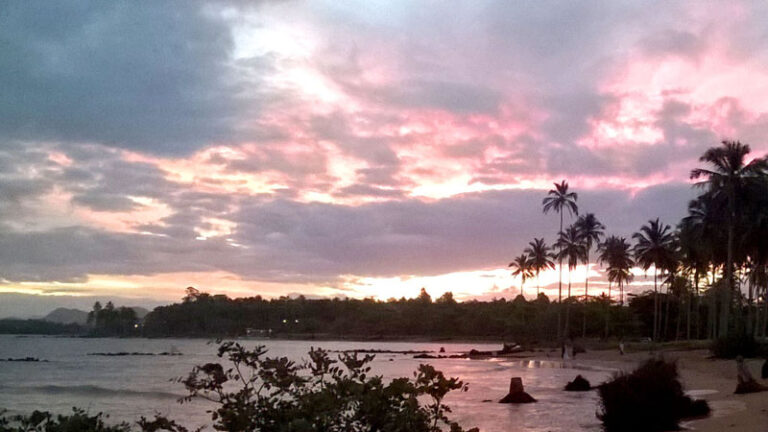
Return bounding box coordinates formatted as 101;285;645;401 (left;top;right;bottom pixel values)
572;348;768;432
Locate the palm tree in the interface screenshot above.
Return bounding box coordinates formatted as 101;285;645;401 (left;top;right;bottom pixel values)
575;213;605;337
677;218;710;340
599;236;634;305
543;180;578;337
509;254;534;300
691;140;768;337
598;236;633;338
633;218;676;341
524;238;555;297
556;225;586;336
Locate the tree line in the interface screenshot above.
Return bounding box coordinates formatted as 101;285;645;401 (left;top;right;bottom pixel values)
139;286;702;341
509;140;768;342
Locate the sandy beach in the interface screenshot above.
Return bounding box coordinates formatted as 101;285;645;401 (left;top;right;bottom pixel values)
574;348;768;432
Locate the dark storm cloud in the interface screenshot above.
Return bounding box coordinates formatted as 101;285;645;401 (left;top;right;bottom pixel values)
0;1;251;155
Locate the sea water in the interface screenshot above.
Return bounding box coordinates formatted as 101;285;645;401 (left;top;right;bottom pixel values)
0;335;619;431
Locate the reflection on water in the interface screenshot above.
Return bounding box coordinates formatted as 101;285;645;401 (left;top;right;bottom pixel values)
0;336;617;431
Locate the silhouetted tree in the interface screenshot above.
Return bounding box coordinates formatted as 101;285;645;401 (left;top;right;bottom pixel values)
633;219;675;341
524;238;555;297
509;253;534;300
691;140;768;337
543;180;578;338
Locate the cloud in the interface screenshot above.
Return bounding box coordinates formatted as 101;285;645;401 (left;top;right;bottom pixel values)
0;1;254;155
3;1;768;302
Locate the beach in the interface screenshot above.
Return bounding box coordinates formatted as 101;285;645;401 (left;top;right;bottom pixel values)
576;348;768;432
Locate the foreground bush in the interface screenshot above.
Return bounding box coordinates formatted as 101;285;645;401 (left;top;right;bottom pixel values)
0;408;130;432
2;342;476;432
597;359;709;432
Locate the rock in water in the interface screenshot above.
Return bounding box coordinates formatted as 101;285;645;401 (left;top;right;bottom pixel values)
499;377;536;403
564;374;592;391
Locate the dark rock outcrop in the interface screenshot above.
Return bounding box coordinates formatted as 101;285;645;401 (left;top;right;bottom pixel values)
564;374;592;391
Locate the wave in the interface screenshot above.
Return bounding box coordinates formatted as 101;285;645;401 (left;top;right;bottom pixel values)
0;384;183;399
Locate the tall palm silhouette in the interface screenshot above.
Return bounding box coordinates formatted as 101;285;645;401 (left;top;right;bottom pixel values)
690;140;768;337
575;213;605;337
598;236;634;306
575;213;605;299
555;225;586;336
633;218;675;341
543;180;578;337
509;254;534;300
677;218;710;340
683;193;725;339
524;238;555;297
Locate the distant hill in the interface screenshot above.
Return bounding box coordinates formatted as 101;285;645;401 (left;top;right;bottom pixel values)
43;308;89;325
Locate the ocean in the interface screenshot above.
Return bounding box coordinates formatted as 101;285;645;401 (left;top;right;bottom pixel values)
0;335;618;431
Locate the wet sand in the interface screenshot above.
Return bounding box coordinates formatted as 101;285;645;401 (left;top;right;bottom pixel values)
574;348;768;432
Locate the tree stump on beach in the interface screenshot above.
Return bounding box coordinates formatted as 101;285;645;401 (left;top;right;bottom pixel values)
499;377;536;403
735;356;768;394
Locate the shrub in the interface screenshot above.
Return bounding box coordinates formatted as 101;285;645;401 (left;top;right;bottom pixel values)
142;341;477;432
597;359;709;432
0;408;130;432
2;342;476;432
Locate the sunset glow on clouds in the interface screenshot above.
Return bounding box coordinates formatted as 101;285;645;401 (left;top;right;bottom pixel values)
3;1;768;315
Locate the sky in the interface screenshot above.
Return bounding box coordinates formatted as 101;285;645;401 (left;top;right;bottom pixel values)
3;1;768;316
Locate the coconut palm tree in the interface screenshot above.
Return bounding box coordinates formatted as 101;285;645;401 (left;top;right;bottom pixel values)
633;218;676;341
690;140;768;337
575;213;605;299
524;238;555;297
509;254;534;300
575;213;605;337
556;225;586;336
677;218;710;340
598;236;633;338
543;180;578;337
599;236;634;305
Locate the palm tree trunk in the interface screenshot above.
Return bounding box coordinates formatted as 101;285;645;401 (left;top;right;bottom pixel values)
721;203;734;338
653;268;658;341
694;269;700;340
557;211;564;340
537;269;540;297
676;296;682;341
747;275;754;337
583;251;589;338
605;281;611;339
565;268;572;337
664;281;672;340
762;285;768;337
687;273;692;340
620;281;624;306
